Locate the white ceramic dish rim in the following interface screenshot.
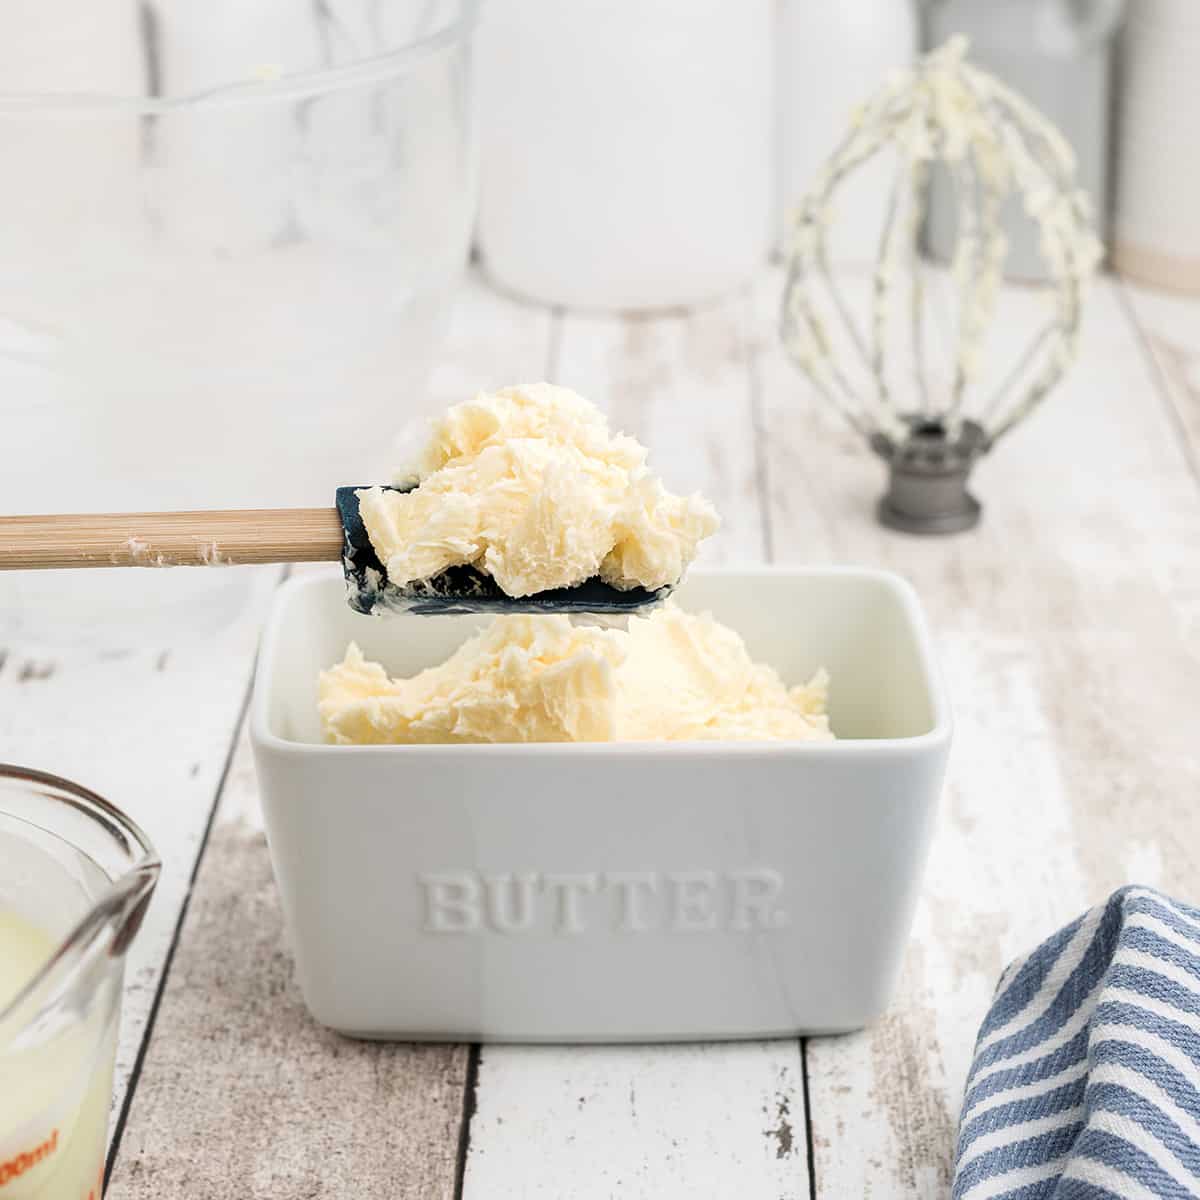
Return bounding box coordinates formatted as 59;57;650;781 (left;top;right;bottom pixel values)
250;564;953;759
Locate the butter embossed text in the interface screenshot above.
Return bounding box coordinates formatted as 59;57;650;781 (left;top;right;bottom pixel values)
418;869;787;935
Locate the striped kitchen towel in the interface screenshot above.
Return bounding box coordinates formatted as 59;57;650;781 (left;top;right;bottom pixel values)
953;886;1200;1200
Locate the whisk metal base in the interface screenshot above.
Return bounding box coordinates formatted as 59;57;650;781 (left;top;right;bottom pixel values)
871;420;990;536
877;490;981;535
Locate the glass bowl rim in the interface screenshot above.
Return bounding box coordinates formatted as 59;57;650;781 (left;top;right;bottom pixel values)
0;0;481;116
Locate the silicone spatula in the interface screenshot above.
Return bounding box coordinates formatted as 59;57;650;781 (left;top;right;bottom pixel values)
0;486;670;616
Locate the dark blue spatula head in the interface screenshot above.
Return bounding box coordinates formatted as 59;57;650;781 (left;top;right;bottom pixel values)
335;486;672;616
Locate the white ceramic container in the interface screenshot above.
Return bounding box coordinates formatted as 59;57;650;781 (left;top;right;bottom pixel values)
1113;0;1200;293
776;0;918;260
475;0;774;310
250;567;951;1042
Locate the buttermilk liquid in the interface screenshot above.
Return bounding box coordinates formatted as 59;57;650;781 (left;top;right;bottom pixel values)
0;911;113;1199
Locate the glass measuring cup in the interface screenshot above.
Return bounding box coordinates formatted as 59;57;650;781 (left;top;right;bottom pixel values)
0;766;160;1199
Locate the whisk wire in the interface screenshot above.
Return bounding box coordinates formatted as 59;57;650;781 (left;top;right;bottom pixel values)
778;36;1101;532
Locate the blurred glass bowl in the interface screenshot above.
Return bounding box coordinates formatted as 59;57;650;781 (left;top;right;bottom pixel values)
0;0;480;646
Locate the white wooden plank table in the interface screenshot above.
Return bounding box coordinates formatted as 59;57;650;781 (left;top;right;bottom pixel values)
3;265;1198;1199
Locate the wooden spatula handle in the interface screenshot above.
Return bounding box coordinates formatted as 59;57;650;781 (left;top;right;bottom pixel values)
0;508;345;569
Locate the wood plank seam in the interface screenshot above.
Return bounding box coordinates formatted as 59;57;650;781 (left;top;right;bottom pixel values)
102;659;259;1190
799;1039;818;1200
1114;280;1200;490
748;274;816;1198
750;280;814;1199
453;1045;482;1200
747;288;778;564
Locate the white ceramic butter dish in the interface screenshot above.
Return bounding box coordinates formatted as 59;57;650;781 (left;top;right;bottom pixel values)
250;567;951;1042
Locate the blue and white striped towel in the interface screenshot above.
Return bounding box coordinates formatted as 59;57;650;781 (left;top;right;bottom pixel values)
953;886;1200;1200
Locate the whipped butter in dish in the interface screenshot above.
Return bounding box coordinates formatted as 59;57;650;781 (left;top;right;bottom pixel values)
356;383;719;598
319;604;832;745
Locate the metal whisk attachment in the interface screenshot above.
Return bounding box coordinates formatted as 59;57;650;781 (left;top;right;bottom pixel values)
781;37;1103;534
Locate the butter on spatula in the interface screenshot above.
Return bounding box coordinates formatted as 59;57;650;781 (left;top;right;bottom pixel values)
336;485;671;616
0;384;718;618
341;383;719;615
